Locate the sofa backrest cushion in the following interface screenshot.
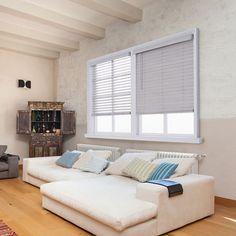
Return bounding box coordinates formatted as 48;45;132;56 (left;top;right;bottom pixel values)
122;158;157;182
152;157;195;178
148;162;178;180
56;151;80;168
77;144;121;161
105;152;157;176
0;145;7;157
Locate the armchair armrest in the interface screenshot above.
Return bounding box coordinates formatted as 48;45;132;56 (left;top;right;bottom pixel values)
136;174;214;235
6;154;19;178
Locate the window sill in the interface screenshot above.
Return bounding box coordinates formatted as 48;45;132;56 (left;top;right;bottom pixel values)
85;134;203;144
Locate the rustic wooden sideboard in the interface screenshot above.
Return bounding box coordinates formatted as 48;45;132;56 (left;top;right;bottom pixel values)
17;101;76;157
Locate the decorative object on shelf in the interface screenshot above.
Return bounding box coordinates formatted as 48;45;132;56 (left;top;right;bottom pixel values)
53;126;56;133
55;129;61;135
32;126;36;133
47;111;50;121
35;111;41;121
16;101;76;157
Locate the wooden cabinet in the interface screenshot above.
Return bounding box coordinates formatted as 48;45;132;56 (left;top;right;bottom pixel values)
17;101;75;157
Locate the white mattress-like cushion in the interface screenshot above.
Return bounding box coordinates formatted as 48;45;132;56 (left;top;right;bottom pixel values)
27;164;97;182
40;175;158;231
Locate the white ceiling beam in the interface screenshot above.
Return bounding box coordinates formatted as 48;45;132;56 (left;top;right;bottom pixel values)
0;21;79;51
0;37;60;59
71;0;142;23
0;0;105;39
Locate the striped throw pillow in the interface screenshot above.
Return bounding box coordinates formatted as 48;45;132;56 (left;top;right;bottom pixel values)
148;162;178;181
122;158;157;182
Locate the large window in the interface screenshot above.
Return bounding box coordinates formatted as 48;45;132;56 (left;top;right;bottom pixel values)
87;29;201;143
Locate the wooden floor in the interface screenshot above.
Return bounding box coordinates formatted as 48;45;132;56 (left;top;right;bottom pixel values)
0;177;235;236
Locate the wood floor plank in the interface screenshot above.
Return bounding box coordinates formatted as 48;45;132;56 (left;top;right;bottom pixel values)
0;176;235;236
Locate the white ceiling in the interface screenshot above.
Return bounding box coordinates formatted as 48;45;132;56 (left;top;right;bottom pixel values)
0;0;153;59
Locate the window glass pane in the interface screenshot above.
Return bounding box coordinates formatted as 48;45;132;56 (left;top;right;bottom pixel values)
167;112;194;134
141;114;164;134
96;116;112;132
114;115;131;133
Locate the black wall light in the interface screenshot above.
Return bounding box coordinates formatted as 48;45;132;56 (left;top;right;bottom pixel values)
18;80;31;89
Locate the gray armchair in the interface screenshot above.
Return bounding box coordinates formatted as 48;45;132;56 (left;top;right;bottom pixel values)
0;145;19;179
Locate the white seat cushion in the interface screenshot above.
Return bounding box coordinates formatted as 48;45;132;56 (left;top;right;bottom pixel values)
27;164;97;182
40;175;158;231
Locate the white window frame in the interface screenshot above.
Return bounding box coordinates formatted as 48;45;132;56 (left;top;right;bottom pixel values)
86;28;202;144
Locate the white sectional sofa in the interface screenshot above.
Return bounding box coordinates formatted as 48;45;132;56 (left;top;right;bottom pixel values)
23;144;214;236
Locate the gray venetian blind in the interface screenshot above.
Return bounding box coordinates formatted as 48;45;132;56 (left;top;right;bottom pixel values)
92;55;131;116
136;36;194;114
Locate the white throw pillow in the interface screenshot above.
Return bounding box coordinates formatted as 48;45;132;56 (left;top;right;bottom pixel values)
152;157;196;178
105;152;157;176
72;150;112;169
79;156;109;174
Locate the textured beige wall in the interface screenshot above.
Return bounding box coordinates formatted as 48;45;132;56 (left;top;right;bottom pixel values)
0;49;55;163
56;0;236;200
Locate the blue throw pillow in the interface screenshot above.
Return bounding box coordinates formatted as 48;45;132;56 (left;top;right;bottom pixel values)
148;162;178;180
56;151;80;168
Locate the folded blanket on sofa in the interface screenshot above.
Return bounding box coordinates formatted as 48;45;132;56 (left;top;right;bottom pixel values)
147;179;183;197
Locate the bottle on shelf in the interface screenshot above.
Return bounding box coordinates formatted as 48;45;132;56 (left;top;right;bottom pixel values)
46;123;50;133
52;123;56;133
47;111;50;121
32;126;36;133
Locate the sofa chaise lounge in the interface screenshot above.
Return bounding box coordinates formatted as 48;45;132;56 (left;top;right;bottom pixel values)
23;144;214;236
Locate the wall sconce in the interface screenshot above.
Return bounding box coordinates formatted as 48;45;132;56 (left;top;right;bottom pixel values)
18;80;31;89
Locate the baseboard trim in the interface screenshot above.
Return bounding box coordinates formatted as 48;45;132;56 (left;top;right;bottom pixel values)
215;196;236;207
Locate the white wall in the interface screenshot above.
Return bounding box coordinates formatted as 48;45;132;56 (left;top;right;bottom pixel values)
0;49;55;163
56;0;236;200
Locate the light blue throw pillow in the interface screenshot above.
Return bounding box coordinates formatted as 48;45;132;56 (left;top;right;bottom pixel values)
148;162;178;180
56;151;80;168
79;156;109;174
